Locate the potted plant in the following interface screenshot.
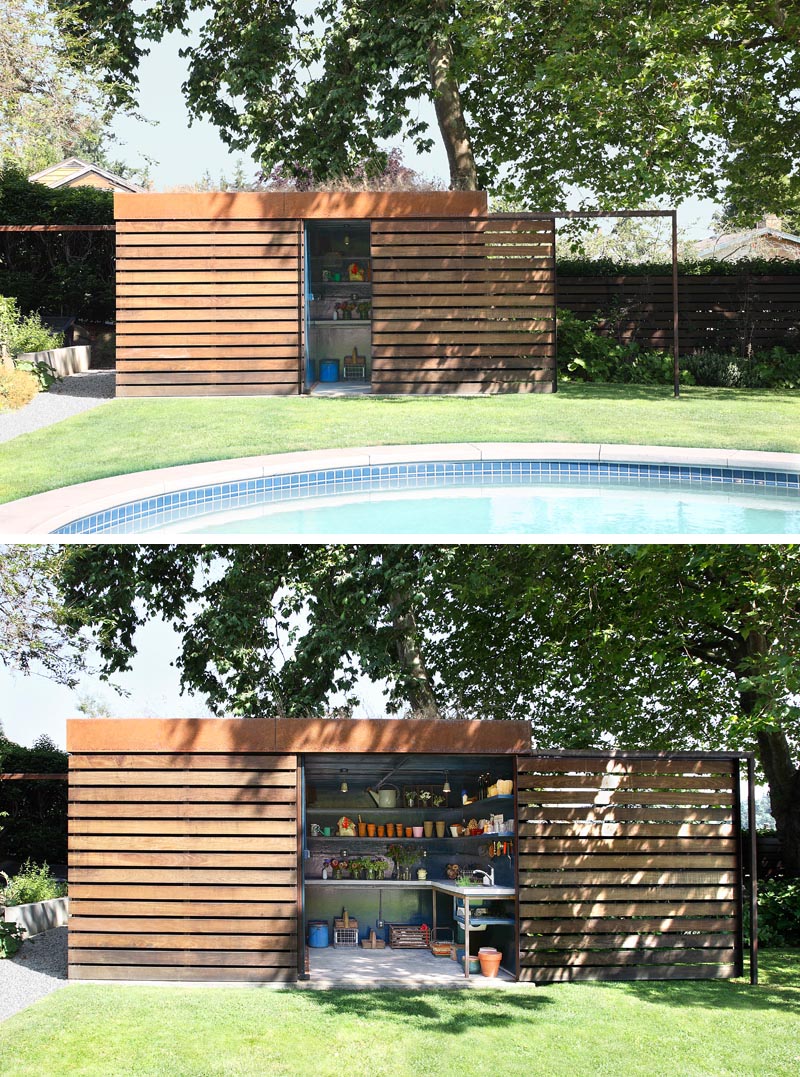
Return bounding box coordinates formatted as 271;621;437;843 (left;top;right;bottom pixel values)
387;844;420;881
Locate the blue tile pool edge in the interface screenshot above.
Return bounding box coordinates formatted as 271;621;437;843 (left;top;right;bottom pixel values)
53;459;800;535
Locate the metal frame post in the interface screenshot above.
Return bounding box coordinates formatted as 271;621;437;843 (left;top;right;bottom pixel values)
747;755;759;985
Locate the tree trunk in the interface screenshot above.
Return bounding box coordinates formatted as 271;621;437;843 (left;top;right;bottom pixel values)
426;28;478;190
390;595;440;717
739;627;800;876
755;726;800;877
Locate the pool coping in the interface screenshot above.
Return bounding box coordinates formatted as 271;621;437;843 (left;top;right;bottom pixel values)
2;441;800;537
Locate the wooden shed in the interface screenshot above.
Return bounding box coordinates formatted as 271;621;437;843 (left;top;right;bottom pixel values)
66;718;750;985
114;192;556;397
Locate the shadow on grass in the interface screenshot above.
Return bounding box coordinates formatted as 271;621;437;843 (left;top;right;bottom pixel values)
301;988;552;1034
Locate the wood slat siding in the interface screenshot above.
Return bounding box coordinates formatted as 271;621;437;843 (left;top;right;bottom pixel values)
68;752;298;983
115;219;302;397
517;756;740;982
556;274;800;353
371;217;556;393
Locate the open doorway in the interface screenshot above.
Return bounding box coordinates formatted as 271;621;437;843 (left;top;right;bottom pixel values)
302;752;517;986
305;220;372;393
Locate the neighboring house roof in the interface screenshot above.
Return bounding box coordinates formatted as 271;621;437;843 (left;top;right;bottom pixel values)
697;215;800;262
28;157;144;194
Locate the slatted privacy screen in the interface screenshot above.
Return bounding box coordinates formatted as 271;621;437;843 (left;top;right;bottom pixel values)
68;753;299;982
115;218;302;396
370;216;556;393
517;756;740;982
557;274;800;352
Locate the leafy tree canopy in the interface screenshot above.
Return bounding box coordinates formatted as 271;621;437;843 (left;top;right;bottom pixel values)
49;1;800;210
1;0;146;180
57;543;800;871
0;544;90;688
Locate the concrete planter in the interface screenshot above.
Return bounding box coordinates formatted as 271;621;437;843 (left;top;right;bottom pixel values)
17;345;91;377
3;896;69;937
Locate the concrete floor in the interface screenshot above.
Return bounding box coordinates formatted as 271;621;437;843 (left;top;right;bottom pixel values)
304;945;517;989
308;380;372;397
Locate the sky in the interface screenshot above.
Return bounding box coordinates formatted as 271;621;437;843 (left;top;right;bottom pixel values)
108;20;719;240
0;602;389;749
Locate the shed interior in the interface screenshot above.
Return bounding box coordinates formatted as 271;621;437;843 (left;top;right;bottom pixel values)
305;219;372;389
303;752;517;982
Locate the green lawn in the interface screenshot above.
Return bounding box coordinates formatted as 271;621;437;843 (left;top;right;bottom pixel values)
0;952;797;1077
1;384;799;503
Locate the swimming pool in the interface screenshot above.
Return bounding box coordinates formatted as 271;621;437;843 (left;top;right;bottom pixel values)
51;455;800;536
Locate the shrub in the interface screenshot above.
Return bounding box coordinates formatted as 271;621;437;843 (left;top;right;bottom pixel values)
1;860;67;907
753;878;800;948
0;367;39;411
682;350;746;388
683;346;800;390
0;738;68;863
556;308;681;386
0;921;23;958
0;296;63;359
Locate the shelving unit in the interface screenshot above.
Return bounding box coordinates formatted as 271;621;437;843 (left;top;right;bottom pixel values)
305;220;372;386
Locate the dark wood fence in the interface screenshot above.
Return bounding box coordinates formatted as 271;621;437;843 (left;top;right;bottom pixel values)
557;274;800;353
372;216;556;393
68;752;299;982
517;755;740;982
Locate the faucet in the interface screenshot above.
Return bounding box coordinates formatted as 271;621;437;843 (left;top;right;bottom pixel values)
472;867;495;886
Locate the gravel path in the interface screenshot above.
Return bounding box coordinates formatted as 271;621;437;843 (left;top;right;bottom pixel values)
0;370;116;445
0;927;68;1022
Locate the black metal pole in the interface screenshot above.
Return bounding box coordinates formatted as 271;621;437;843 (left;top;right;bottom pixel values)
747;755;758;985
672;211;680;398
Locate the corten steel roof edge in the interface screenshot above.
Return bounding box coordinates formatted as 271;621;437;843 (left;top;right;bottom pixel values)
66;717;529;754
113;191;488;220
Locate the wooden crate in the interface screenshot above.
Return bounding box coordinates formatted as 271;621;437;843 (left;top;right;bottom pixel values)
389;923;429;949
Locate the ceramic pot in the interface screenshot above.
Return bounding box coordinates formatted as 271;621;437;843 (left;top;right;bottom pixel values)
405;826;414;838
412;825;424;838
423;821;434;838
449;825;461;838
377;825;386;838
386;823;396;837
478;949;502;978
367;823;377;837
357;822;367;837
435;821;446;838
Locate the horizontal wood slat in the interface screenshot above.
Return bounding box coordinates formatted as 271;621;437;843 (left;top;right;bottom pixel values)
70;917;296;934
371;217;555;393
69;751;298;984
69;966;297;982
516;755;740;983
518;964;736;982
70;901;297;918
115;218;301;396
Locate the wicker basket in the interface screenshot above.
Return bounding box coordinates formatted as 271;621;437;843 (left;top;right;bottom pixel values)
430;927;454;957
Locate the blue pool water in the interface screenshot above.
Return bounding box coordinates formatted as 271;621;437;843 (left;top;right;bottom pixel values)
54;459;800;536
187;483;800;536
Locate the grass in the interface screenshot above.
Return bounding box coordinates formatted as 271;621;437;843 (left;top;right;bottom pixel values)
0;952;798;1077
1;384;799;503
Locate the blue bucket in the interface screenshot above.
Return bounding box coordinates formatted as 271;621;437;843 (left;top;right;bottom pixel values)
319;359;339;382
308;920;329;948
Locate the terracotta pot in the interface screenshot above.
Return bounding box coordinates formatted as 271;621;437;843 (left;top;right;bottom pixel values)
386;823;396;837
478;949;502;978
423;821;434;838
367;823;376;837
435;821;446;838
357;822;367;837
405;826;414;838
377;825;386;837
396;822;404;836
